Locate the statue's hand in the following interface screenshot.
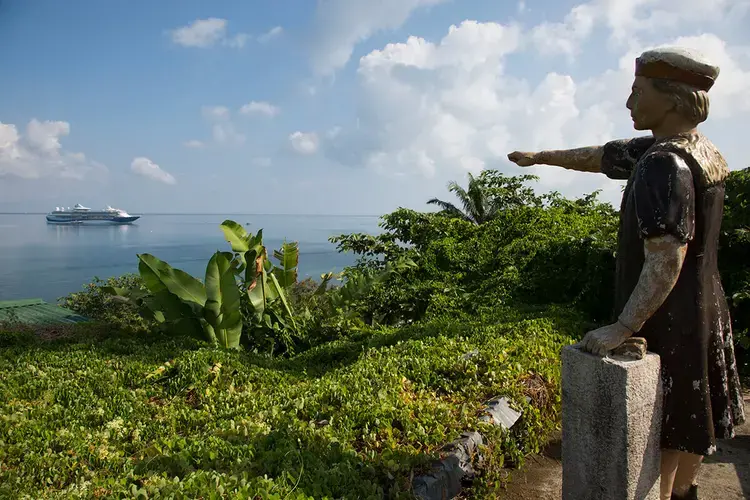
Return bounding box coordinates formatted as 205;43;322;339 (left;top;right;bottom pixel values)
507;151;538;167
578;322;633;357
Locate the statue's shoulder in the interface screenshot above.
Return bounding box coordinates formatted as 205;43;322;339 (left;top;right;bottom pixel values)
645;132;729;186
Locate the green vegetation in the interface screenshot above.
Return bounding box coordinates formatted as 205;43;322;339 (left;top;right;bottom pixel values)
721;167;750;354
426;171;542;225
0;307;580;499
2;168;748;498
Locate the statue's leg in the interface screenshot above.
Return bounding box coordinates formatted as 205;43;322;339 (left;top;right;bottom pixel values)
660;449;681;499
672;452;703;497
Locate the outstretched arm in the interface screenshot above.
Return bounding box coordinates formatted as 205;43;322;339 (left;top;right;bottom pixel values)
580;235;687;356
507;146;604;173
618;235;687;332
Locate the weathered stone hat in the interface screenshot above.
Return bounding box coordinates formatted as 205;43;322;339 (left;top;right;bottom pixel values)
635;46;720;91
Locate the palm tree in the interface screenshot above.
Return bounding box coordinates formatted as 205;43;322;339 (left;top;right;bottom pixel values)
427;172;497;225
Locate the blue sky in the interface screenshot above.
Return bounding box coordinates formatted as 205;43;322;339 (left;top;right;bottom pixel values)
1;0;749;214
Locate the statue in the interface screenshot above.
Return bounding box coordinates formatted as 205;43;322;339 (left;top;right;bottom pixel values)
508;47;746;500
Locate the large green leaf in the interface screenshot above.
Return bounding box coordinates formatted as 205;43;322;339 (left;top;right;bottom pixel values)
243;249;259;285
143;290;194;323
169;317;212;343
137;254;207;306
141;307;166;324
250;228;264;247
137;255;168;294
267;272;297;332
220;220;251;253
162;266;207;306
204;252;243;349
246;264;267;316
272;241;299;289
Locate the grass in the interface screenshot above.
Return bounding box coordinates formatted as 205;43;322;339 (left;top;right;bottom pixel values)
0;306;585;499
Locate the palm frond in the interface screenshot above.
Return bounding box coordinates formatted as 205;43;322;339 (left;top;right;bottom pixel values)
427;198;473;222
466;174;488;223
447;180;479;223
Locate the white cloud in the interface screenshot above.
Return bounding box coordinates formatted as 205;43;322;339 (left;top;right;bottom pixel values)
25;119;70;154
289;131;319;155
212;123;245;144
324;15;750;206
183;139;205;148
171;18;227;48
131;157;176;185
531;4;596;59
530;0;748;57
200;106;245;144
239;101;280;117
258;26;283;43
0;119;105;180
202;105;230;121
310;0;449;76
171;18;249;48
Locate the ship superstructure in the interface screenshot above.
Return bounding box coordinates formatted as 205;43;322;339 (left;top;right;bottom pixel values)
46;204;140;224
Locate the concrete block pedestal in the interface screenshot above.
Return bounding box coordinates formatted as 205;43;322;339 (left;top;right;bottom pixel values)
561;345;663;500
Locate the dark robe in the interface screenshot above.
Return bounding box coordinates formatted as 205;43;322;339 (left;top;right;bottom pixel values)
601;131;746;455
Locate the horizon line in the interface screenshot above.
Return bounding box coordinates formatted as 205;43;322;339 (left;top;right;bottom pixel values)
0;212;385;217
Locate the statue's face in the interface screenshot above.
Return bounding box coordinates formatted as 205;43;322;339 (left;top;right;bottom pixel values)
626;76;674;131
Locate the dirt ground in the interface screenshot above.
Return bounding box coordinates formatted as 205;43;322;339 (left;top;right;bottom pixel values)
498;390;750;500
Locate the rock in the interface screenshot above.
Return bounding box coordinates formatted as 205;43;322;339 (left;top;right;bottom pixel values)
480;397;522;429
412;432;483;500
461;350;479;360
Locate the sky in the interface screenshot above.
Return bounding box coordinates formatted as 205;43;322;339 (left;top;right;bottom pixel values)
1;0;749;215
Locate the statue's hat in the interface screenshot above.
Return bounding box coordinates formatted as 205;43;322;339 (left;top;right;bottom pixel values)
635;47;720;91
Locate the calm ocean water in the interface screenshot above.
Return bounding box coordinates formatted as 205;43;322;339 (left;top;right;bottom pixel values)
0;214;381;303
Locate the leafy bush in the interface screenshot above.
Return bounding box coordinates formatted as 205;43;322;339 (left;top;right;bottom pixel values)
0;306;583;499
332;188;619;325
331;169;749;378
60;274;154;333
720;167;750;375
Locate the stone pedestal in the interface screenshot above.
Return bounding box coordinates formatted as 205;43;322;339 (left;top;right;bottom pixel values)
561;345;663;500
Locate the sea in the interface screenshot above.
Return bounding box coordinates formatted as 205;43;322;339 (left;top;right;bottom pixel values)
0;214;382;303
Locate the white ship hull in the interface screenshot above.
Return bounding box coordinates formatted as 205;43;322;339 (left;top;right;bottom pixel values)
46;204;140;225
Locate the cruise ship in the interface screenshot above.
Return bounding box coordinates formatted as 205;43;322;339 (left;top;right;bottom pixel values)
46;204;140;224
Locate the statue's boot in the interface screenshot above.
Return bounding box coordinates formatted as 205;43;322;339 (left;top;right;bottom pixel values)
671;484;699;500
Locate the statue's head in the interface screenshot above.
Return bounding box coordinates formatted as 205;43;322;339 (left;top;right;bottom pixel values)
626;47;719;131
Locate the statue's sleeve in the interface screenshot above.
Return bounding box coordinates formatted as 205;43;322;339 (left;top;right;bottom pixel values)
633;151;695;243
600;136;656;180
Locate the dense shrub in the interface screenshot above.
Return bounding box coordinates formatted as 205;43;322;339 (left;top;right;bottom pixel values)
0;306;584;499
332;189;619;325
332;169;748;376
59;274;154;333
720;167;750;375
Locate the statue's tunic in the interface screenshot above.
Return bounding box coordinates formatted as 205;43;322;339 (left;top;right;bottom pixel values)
601;131;746;455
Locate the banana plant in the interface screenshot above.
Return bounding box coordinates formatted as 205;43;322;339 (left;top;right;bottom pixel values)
272;241;299;289
104;251;243;349
219;220;297;334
